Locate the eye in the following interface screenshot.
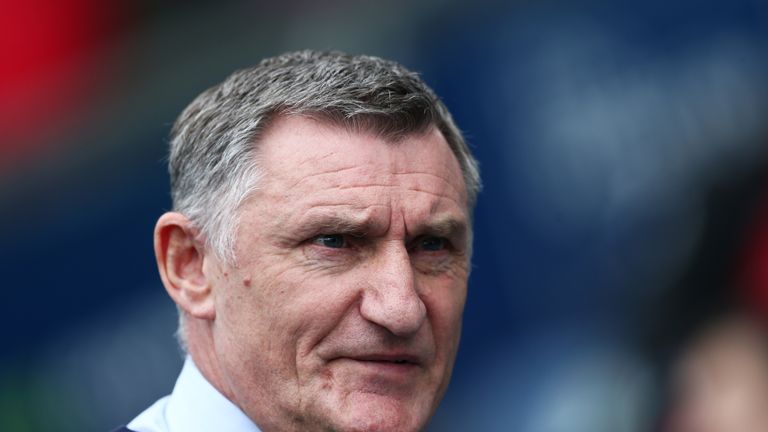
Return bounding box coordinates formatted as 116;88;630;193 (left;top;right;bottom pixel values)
312;234;348;249
416;236;448;252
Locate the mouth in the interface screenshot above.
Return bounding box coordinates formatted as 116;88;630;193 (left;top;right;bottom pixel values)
325;352;426;387
334;356;421;384
333;352;424;375
350;354;421;366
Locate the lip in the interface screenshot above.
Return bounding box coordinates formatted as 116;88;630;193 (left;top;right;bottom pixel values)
333;353;424;379
339;358;421;382
350;353;421;365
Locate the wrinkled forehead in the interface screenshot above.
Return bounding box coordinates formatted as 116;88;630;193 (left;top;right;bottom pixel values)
255;115;469;205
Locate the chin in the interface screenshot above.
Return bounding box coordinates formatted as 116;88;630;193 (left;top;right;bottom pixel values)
319;392;431;432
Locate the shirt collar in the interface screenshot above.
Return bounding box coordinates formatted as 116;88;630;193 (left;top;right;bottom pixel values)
165;356;262;432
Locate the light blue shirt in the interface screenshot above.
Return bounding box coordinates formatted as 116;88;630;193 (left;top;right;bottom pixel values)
128;357;262;432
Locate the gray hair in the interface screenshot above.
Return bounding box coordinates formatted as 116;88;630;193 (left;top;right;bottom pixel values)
169;50;481;265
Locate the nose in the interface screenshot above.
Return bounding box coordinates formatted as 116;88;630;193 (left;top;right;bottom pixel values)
359;243;426;337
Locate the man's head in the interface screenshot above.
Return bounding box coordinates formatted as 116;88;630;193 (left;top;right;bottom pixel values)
154;50;480;432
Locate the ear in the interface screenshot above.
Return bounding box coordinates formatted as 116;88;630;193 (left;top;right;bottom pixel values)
154;212;216;320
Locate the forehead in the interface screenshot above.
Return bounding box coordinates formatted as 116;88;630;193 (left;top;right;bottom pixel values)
255;116;468;208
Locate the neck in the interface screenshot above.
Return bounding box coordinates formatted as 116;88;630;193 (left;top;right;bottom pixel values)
184;317;238;403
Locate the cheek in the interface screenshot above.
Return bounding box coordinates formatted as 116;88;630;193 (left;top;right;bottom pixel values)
211;261;296;355
423;279;467;348
285;275;367;358
233;262;362;356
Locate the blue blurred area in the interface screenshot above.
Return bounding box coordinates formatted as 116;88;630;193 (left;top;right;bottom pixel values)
1;127;169;356
2;0;768;431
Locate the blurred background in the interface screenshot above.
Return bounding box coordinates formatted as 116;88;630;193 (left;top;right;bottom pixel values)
2;0;768;431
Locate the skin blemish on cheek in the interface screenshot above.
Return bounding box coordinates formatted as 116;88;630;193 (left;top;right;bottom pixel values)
242;277;252;288
321;367;334;390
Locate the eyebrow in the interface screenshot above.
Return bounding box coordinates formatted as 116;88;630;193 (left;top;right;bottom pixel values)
415;216;468;242
304;215;373;236
288;210;380;240
284;208;469;242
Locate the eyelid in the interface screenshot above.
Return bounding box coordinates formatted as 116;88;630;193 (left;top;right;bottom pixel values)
409;235;453;252
308;232;367;249
312;234;344;246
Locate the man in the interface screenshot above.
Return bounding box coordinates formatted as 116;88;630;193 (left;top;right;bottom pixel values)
118;50;481;432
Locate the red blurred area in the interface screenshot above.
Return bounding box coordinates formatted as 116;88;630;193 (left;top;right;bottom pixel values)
740;176;768;320
0;0;127;169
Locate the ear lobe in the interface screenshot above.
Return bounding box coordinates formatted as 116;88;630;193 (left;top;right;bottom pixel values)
154;212;216;320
